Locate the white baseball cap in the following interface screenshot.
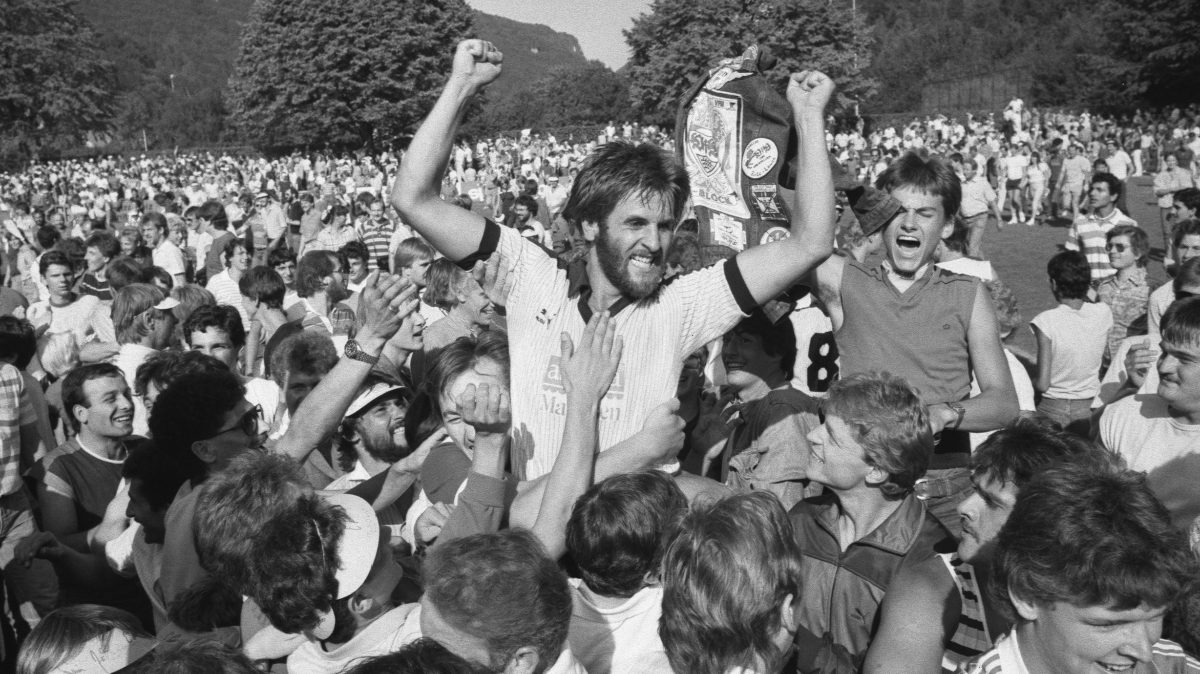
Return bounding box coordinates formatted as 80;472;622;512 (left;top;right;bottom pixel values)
345;381;407;418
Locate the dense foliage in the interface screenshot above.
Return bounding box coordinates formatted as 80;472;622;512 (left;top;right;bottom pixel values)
0;0;114;157
623;0;875;125
226;0;474;150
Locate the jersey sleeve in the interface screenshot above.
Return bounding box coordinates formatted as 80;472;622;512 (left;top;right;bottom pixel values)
464;220;559;309
672;258;755;358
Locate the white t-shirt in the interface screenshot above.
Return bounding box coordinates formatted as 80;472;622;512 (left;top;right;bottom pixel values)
27;294;110;346
568;581;673;674
1100;393;1200;529
1147;281;1174;338
487;224;747;479
1029;302;1112;399
152;240;186;278
1004;155;1029;181
970;349;1036;450
243;377;281;435
206;270;251;331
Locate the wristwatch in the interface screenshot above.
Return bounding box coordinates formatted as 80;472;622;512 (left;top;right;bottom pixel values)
344;339;380;366
944;401;966;431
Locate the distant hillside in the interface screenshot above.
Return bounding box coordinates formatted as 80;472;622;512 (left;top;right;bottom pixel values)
74;0;589;146
472;12;588;94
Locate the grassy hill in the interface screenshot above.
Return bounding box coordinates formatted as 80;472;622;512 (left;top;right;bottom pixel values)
75;0;589;146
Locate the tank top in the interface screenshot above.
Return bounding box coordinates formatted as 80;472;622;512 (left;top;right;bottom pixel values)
940;553;994;674
837;260;978;409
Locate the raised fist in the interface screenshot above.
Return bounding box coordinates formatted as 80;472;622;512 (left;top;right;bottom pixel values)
452;39;503;92
787;70;835;115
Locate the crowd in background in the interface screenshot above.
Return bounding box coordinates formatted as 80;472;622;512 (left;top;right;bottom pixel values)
0;43;1199;674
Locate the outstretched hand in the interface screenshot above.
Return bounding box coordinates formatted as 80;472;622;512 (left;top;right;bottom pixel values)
560;311;623;401
451;39;503;93
787;70;835;116
356;271;419;344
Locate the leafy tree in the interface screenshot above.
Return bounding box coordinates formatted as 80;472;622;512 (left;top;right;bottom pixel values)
1099;0;1200;108
0;0;114;155
623;0;874;125
532;61;630;128
227;0;474;151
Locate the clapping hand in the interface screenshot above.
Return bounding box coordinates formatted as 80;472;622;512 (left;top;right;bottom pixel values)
356;271;418;345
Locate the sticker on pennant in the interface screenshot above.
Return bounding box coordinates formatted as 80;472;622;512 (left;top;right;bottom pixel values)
684;90;750;218
760;226;791;245
710;212;747;251
751;184;788;222
742;138;778;179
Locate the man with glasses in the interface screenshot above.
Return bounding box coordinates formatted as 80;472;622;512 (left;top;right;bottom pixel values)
153;368;268;618
1097;225;1152;366
153;272;420;632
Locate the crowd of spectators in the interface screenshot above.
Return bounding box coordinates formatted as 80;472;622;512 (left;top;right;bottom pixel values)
0;39;1198;674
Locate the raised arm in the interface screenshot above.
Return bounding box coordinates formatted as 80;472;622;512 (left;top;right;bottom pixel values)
390;40;502;261
274;273;416;462
733;71;836;305
530;312;623;559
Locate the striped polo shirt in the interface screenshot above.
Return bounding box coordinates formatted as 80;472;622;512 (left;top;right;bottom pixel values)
357;218;393;270
1063;208;1138;282
472;221;752;480
958;632;1200;673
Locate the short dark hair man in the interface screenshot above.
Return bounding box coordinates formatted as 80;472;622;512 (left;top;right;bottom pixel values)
805;151;1019;536
789;372;951;672
565;471;687;673
1100;297;1200;530
1065;171;1140;284
959;461;1199;673
864;420;1106;673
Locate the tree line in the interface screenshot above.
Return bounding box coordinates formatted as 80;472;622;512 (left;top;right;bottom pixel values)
1;0;1196;159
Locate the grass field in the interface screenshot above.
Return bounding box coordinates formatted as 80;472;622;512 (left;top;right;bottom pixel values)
976;176;1167;356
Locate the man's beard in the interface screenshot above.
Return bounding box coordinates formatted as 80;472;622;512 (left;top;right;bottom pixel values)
362;431;408;464
595;232;664;300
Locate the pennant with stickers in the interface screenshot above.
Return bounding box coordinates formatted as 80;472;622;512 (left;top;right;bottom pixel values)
675;45;797;255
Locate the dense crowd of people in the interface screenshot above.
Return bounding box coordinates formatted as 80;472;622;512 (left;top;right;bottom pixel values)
0;38;1198;674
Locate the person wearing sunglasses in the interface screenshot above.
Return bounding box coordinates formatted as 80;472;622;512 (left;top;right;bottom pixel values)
1097;225;1152;368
